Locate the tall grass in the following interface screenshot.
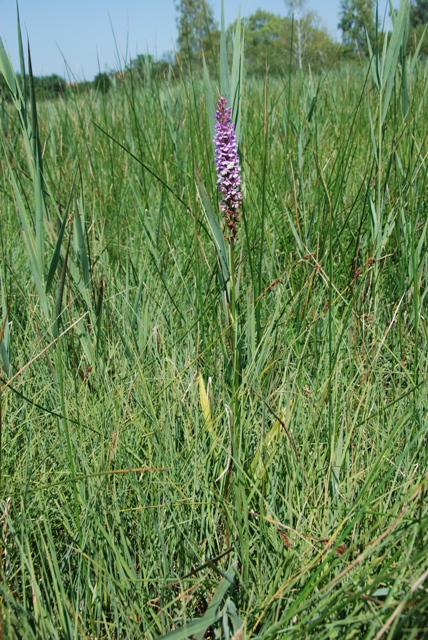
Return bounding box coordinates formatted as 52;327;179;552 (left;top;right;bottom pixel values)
1;1;428;637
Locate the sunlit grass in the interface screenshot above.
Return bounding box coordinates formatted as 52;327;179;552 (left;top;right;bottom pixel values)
1;6;428;638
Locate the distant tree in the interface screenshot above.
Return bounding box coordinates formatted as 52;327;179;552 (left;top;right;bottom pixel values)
35;74;66;99
242;10;289;75
339;0;377;55
93;72;111;94
0;71;11;101
129;53;153;71
284;0;307;68
408;0;428;57
233;9;335;76
301;14;337;68
410;0;428;27
175;0;219;71
245;10;283;70
127;54;154;82
284;1;334;69
0;73;66;101
127;53;171;81
121;53;174;85
2;73;91;100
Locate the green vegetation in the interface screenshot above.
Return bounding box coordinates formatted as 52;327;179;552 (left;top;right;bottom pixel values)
1;0;428;638
175;0;219;72
1;0;427;99
228;9;336;77
339;0;377;55
93;72;112;95
0;71;65;100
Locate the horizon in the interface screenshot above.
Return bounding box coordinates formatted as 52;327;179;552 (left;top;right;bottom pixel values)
0;0;397;81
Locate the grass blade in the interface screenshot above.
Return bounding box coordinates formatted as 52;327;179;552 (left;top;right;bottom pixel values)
195;168;230;286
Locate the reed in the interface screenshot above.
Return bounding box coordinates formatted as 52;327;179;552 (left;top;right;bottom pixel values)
0;1;427;637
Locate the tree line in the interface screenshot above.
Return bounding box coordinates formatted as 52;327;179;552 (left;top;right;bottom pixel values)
1;0;427;100
175;0;428;73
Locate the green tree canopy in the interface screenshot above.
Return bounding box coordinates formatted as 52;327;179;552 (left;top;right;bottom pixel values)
284;0;307;68
243;10;287;75
125;54;171;82
175;0;219;71
407;0;428;57
93;72;111;94
338;0;377;55
237;9;336;76
410;0;428;27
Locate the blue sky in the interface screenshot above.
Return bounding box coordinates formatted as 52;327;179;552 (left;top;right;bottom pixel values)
0;1;396;81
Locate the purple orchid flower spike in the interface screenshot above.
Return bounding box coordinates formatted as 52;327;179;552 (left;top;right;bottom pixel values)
213;96;243;243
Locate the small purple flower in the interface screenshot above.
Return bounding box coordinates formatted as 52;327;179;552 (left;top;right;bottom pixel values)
213;96;242;243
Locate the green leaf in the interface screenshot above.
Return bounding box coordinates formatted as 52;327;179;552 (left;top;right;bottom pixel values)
230;11;244;142
16;1;27;99
194;563;237;640
74;198;90;290
195;169;230;286
382;0;409;124
409;23;428;73
28;44;46;275
250;410;287;483
46;172;77;295
52;234;71;340
203;53;216;142
368;193;379;251
158;610;222;640
372;587;390;598
6;159;50;320
198;373;215;439
0;282;12;378
219;0;230;101
159;564;237;639
0;36;18;97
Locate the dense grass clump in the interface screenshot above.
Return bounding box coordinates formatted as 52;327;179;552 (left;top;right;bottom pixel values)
1;6;428;639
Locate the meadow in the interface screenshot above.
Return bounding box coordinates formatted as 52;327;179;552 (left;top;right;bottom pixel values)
0;5;428;639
